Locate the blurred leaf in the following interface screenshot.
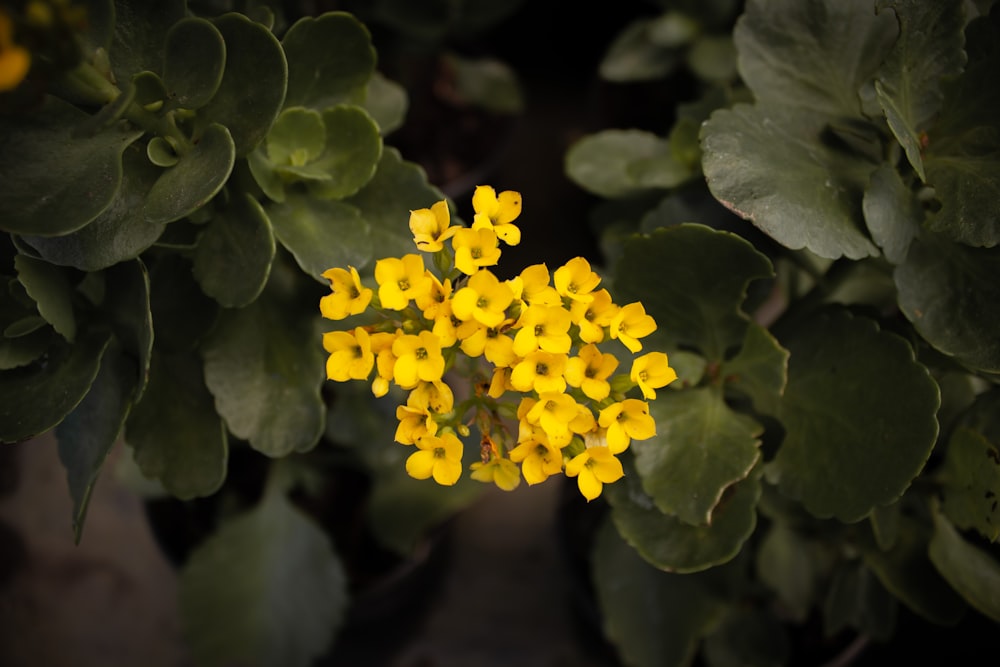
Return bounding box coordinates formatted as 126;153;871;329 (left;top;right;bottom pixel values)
125;349;227;499
0;330;110;443
162;17;226;110
143;123;236;225
606;456;761;573
873;0;967;181
267;194;371;282
767;308;940;522
823;560;897;642
201;293;325;457
76;0;114;53
929;501;1000;622
599;18;683;82
282;12;375;110
566;129;692;199
614;224;773;361
702;103;880;260
55;340;138;542
445;53;523;114
862;163;922;264
372;0;526;39
363;71;408;135
895;235;1000;373
148;253;220;353
193;194;275;307
938;427;1000;543
202;12;288;156
108;0;186;85
632;388;762;525
14;254;76;342
592;516;728;667
686;35;737;83
180;485;347;667
757;520;838;623
734;0;897;118
722;322;789;417
0;96;143;235
702;606;789;667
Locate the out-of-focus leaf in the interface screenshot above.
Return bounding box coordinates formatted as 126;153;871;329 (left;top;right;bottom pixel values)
757;520;838;622
445;53;523;114
823;560;897;642
702;606;789;667
566;129;692;199
363;71;408;135
938;426;1000;543
929;502;1000;622
599;18;683;82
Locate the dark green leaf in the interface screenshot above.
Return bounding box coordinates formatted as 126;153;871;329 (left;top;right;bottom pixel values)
823;560;897;641
614;224;773;360
768;308;940;522
282;12;375;110
722;322;789;417
14;254;76;342
180;486;348;667
757;520;838;622
363;71;408;135
109;0;186;85
633;388;762;525
862;163;923;264
929;502;1000;622
938;427;1000;543
895;236;1000;373
101;259;153;401
592;516;729;667
162;17;226;110
599;18;682;82
0;96;143;235
702;104;880;260
702;606;789;667
0;327;53;370
566;129;691;199
76;0;114;53
445;54;524;114
148;253;220;353
193;194;275;307
125;349;227;499
305;105;383;200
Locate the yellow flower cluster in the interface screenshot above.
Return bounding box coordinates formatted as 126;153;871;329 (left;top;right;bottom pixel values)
320;186;677;501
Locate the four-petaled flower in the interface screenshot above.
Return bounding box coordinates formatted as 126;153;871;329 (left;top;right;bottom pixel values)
452;227;502;276
598;398;656;453
375;253;432;310
631;351;678;400
610;301;657;353
410;200;458;252
406;432;464;486
471;185;522;245
320;266;373;320
565;446;624;502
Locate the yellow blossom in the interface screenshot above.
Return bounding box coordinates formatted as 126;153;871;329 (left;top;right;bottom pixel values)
471;185;522;245
457;320;517;367
569;288;619;344
406;432;464;485
369;331;398;397
323;327;374;382
409;200;457;252
508;263;560;307
488;366;512;398
395;402;436;445
610;302;657;353
320;266;373;320
630;351;678;400
565;446;624;501
512;304;572;357
554;257;601;304
0;10;30;92
415;273;452;321
392;330;446;388
564;343;619;401
452;227;502;275
510;350;567;394
409;378;455;413
509;435;563;485
375;253;432;310
470;456;521;491
598;399;656;453
451;268;514;328
524;391;594;446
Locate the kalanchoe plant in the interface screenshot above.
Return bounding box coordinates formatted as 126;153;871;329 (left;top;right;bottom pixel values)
566;0;1000;665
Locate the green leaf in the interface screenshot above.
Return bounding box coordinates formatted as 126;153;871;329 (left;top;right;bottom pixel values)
938;426;1000;543
734;0;898;118
282;12;375;110
614;224;773;361
304;105;383;200
566;129;692;199
0;96;144;236
721;322;789;417
267;193;371;282
757;520;838;622
14;254;76;342
101;259;154;402
445;53;524;114
606;455;761;573
109;0;186;85
76;0;114;53
125;349;227;499
0;330;110;443
201;12;288;156
201;293;325;457
21;144;166;271
180;486;348;667
929;502;1000;622
266;107;326;166
895;236;1000;373
591;516;729;667
55;340;137;542
873;0;967;181
193;194;275;308
599;18;683;82
702;606;789;667
148;253;220;353
862;163;923;264
686;35;738;84
632;388;762;525
363;71;408;135
162;17;226;110
0;327;53;370
701;104;880;260
823;560;897;642
767;308;940;522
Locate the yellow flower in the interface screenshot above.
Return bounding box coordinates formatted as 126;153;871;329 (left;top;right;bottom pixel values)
564;343;619;401
630;351;678;400
554;257;601;304
406;432;464;485
510;350;567;394
569;288;619;344
323;327;374;382
409;200;457;252
610;302;657;353
320;266;373;320
369;331;398;397
395;403;436;445
457;320;517;367
512;304;572;357
415;273;452;321
452;227;502;275
488;366;512;398
508;263;560;307
470;456;521;491
451;268;514;328
409;378;455;413
565;446;624;501
0;10;30;92
509;435;563;485
598;399;656;453
391;330;446;388
523;391;593;446
471;185;522;245
375;254;432;310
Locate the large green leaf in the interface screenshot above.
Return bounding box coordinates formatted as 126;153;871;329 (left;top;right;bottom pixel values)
109;0;186;85
147;253;220;353
125;349;227;499
180;486;348;667
0;96;144;235
303;105;383;200
267;194;371;282
281;12;375;110
873;0;967;181
632;388;762;526
701;103;880;260
721;322;789;417
734;0;897;118
592;516;729;667
614;224;773;361
701;606;788;667
55;340;137;542
756;520;838;622
822;560;897;641
606;455;761;573
193;194;275;308
565;129;692;199
895;236;1000;373
0;330;111;443
14;254;76;342
937;426;1000;543
929;502;1000;622
362;71;408;136
162;17;226;110
201;293;325;457
862;163;922;264
767;308;940;522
